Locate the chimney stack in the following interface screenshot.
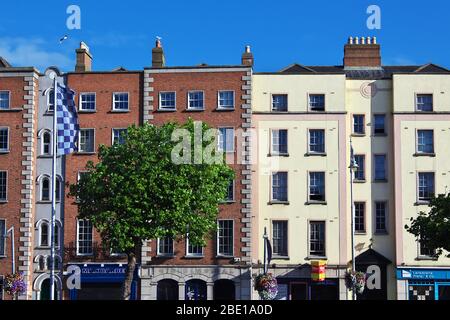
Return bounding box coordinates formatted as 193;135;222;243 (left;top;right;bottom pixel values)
344;36;381;68
241;45;254;67
152;37;165;68
75;41;92;72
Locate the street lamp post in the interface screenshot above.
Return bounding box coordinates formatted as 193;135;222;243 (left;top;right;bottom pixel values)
6;227;15;274
349;137;358;301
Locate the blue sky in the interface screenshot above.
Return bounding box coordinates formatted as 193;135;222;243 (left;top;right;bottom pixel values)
0;0;449;72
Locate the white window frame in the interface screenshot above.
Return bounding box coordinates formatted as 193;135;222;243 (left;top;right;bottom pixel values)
271;171;288;202
187;90;205;110
112;128;127;145
272;220;288;257
157;237;174;256
76;219;93;256
308;93;325;112
308;220;326;258
158;91;176;110
47;88;55;112
0;90;10;110
0;171;7;202
217;219;234;257
79;92;96;111
417;172;435;202
78;128;95;153
308;129;325;154
217;127;235;153
271;129;288;155
415;93;433;112
217;90;235;109
0;127;9;153
40;130;52;156
186;235;204;257
224;179;235;202
112;92;130;111
352;114;366;135
308;171;326;202
271;94;288;112
354;154;366;181
39;221;50;247
40;176;51;202
354;201;366;233
416;129;434;154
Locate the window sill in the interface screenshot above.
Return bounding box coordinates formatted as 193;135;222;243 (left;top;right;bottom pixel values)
306;256;327;260
156;108;177;112
272;256;290;260
416;256;438;261
78;110;97;113
183;255;204;259
374;231;389;235
351;133;366;137
0;150;10;154
271;109;288;113
0;200;8;204
373;133;387;136
305;200;327;205
308;109;326;113
109;110;130;113
0;108;22;112
373;179;388;183
37;155;53;159
353;179;366;183
268;153;289;157
268;201;290;205
215;107;235;111
414;153;436;157
156;254;175;258
305;152;326;157
415;201;431;206
215;255;234;259
355;232;367;235
74;152;96;155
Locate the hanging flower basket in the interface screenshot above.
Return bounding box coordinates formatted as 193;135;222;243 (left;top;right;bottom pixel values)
4;272;27;298
254;273;278;300
345;270;366;294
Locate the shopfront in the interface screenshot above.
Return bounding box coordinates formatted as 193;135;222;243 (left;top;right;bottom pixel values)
274;278;340;300
66;263;139;300
397;268;450;300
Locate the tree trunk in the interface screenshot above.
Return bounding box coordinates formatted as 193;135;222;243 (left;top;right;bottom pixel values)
121;252;136;300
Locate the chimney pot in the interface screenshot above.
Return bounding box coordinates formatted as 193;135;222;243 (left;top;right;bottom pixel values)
367;37;372;45
349;37;354;44
373;37;377;44
361;37;366;45
355;37;360;44
241;45;254;67
152;37;165;67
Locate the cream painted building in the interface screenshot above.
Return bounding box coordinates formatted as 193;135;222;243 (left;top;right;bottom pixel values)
251;37;450;300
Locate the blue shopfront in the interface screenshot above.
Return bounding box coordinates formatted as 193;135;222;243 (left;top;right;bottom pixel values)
397;268;450;300
67;263;139;300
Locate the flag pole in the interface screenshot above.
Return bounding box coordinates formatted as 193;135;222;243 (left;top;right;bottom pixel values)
349;137;356;301
50;75;57;300
263;227;267;274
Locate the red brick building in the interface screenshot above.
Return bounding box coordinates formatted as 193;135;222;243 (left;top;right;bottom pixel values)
139;41;253;300
0;58;39;300
62;44;142;300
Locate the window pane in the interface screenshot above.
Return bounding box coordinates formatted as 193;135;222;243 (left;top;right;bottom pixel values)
77;219;93;255
113;93;129;110
417;94;433;112
218;128;234;152
79;129;94;153
309;222;325;256
309;172;325;201
272;172;288;201
160;92;176;109
375;202;387;232
158;237;174;255
374;155;386;181
42;178;50;201
309;94;325;111
272;221;288;256
225;180;234;201
418;173;434;201
41;223;49;246
0;171;6;201
80;93;96;110
0;220;6;256
309;129;325;153
188;91;204;109
47;89;55;111
354;202;365;232
353;115;365;134
354;155;365;180
272;129;288;154
219;91;234;108
0;91;10;110
218;220;233;256
374;115;385;134
0;128;8;151
272;94;287;111
113;129;127;145
417;130;434;153
43;132;51;155
187;239;203;256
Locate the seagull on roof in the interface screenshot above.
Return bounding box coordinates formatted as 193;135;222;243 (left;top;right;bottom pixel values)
59;35;69;43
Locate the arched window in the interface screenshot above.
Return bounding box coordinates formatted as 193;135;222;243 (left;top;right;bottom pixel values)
55;178;61;202
157;279;179;300
53;224;60;247
40;222;49;246
38;256;46;271
185;279;207;300
213;279;235;300
42;131;51;155
41;177;50;201
47;89;55;112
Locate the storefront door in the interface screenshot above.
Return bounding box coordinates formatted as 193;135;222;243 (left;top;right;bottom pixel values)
290;282;308;300
436;283;450;300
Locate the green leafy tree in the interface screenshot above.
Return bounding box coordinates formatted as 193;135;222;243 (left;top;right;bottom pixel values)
405;194;450;258
69;120;234;299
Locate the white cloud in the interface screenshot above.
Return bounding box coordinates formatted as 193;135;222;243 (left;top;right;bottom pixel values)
0;37;72;71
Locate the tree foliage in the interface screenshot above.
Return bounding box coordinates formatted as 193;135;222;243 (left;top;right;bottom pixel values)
405;194;450;257
69;120;235;254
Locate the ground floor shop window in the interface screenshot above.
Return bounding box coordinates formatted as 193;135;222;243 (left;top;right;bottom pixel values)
408;281;435;301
